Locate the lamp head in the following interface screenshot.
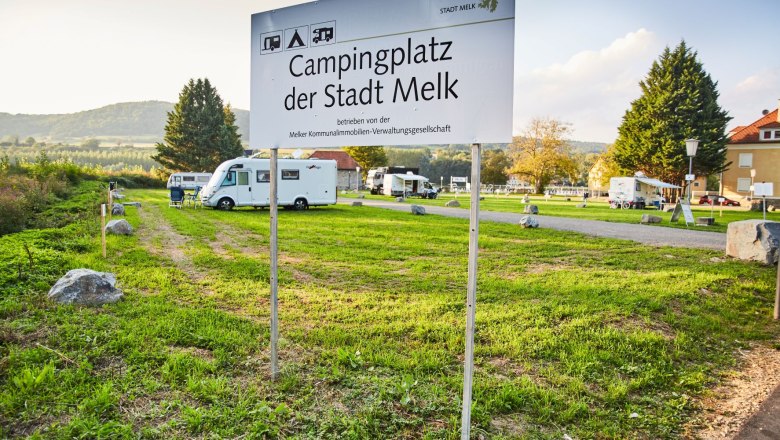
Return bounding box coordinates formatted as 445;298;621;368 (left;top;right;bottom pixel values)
685;139;699;157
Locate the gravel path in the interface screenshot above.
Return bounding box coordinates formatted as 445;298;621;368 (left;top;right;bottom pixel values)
341;198;727;251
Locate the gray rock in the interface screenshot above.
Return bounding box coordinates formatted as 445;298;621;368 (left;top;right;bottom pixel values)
640;214;662;224
664;206;675;213
396;197;405;202
111;203;125;216
105;219;133;235
576;203;587;208
522;195;530;204
357;194;366;199
726;220;780;265
411;205;426;215
523;204;539;214
48;269;123;306
519;215;539;228
445;200;461;208
351;201;363;207
122;202;141;208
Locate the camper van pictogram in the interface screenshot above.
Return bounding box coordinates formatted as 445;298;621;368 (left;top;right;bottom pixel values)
312;27;333;43
263;35;281;51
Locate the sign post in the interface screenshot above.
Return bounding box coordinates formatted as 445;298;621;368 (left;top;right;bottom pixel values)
270;147;279;379
754;183;773;222
775;260;779;321
251;1;514;432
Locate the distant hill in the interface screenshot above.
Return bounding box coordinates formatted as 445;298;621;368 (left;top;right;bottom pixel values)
0;101;250;144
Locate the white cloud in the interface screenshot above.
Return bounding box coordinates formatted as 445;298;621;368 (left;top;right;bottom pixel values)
514;28;662;142
721;69;780;127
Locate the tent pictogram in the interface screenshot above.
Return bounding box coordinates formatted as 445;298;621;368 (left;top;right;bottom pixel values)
287;30;306;49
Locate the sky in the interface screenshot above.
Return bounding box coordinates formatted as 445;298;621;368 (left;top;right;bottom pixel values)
1;0;778;143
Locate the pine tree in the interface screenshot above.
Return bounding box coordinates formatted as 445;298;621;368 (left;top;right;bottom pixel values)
613;41;731;185
153;78;244;172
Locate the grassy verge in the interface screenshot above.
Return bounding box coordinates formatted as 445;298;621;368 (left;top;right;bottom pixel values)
1;188;779;438
353;193;779;233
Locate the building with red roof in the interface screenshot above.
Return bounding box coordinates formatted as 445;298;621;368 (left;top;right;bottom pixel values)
308;150;361;189
721;101;780;202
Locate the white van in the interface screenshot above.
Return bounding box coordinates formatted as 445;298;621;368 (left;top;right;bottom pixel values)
166;172;212;190
200;158;337;210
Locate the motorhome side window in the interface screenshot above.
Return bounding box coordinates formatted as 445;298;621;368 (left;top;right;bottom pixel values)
221;171;236;187
635;182;641;191
257;170;270;183
183;176;195;182
281;170;299;180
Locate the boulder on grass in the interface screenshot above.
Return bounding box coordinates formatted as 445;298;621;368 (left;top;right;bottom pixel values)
519;215;539;228
576;203;587;208
105;219;133;235
726;220;780;265
351;201;363;207
445;200;461;208
523;204;539;214
48;269;123;306
396;197;405;202
411;205;426;215
640;214;662;224
111;203;125;216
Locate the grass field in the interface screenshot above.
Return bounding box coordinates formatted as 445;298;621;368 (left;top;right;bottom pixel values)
358;193;780;234
1;188;779;439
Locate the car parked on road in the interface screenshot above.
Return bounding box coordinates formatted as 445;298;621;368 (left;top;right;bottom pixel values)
698;194;741;206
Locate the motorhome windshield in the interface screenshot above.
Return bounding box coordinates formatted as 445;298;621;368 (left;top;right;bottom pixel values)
221;171;236;187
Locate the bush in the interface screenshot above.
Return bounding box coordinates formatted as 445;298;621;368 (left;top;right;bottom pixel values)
0;192;28;235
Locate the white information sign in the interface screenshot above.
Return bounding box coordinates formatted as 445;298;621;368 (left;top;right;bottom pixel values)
251;0;515;148
685;174;695;182
754;182;774;197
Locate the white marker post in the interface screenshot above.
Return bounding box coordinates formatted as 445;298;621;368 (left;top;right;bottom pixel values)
460;144;481;439
100;204;106;258
107;186;112;221
270;147;279;380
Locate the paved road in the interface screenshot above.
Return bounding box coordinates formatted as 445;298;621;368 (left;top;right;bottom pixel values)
341;198;727;251
734;384;780;440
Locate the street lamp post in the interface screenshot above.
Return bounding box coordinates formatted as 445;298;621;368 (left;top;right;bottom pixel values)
685;139;699;202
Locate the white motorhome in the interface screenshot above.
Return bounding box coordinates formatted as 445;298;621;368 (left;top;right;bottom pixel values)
200;158;337;210
382;173;430;197
608;174;680;209
166;172;213;190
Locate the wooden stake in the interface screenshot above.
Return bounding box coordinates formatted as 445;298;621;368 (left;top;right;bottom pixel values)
270;147;279;379
460;143;481;439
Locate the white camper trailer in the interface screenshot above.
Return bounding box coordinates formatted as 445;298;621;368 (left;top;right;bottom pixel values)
382;173;430;197
166;172;213;190
200;158;337;210
608;174;680;209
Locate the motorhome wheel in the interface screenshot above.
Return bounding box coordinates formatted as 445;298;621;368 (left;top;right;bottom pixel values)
217;198;235;210
293;198;308;211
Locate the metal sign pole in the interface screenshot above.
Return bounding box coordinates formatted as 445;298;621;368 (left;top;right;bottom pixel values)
270;147;279;379
460;143;481;439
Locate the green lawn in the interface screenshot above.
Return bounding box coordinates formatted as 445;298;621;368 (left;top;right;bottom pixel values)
1;187;779;439
354;192;779;233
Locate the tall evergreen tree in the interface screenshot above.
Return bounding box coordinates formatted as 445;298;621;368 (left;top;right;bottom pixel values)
153;78;243;172
613;41;731;185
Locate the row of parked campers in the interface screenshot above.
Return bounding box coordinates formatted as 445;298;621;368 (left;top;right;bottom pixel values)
169;158;338;210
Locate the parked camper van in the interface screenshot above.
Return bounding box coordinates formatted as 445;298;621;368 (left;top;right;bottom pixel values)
200;158;337;210
608;175;679;209
166;172;212;190
382;172;430;197
366;166;419;194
